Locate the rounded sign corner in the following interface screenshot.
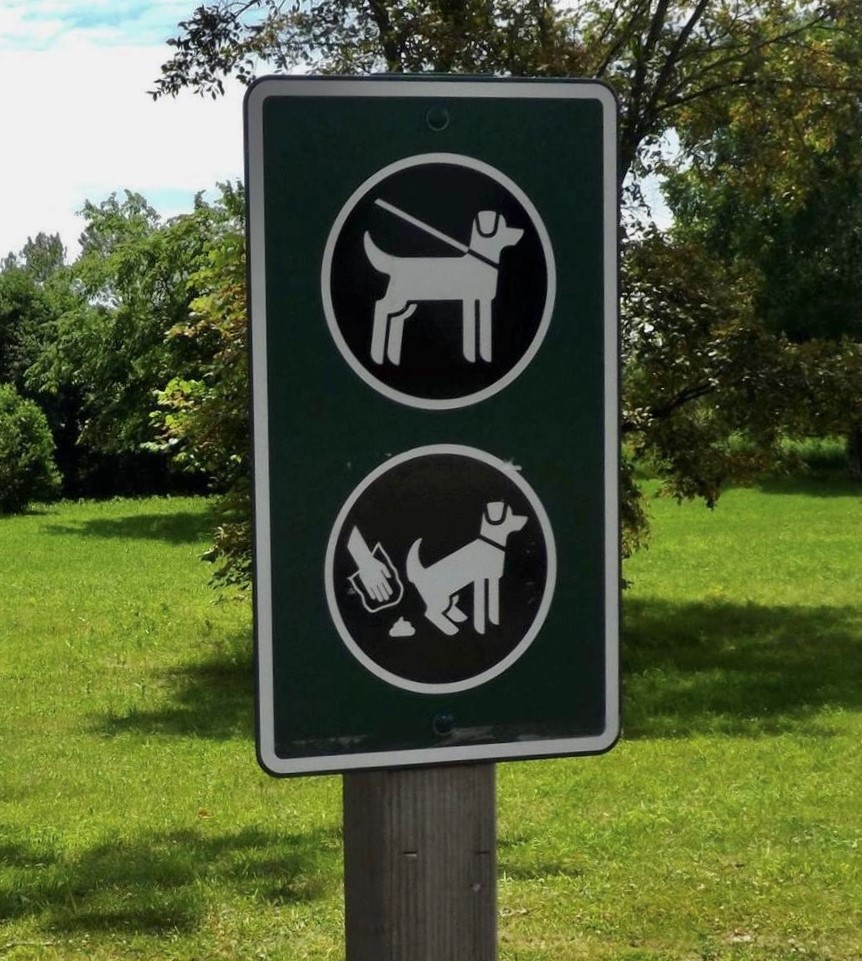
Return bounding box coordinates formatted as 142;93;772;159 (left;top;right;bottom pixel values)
594;716;622;755
255;735;285;777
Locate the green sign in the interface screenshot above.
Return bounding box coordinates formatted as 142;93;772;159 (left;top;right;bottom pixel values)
245;76;619;775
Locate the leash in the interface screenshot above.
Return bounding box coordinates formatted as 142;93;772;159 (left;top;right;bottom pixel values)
374;198;499;269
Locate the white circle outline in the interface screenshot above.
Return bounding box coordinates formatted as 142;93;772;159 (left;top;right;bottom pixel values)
324;444;557;694
321;153;557;410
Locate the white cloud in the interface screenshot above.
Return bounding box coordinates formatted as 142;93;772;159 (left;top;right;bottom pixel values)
0;26;245;259
0;1;192;50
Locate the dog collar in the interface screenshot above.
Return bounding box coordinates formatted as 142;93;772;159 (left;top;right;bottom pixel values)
466;248;500;270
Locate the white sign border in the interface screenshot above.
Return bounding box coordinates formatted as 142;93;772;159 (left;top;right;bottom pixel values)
245;76;620;776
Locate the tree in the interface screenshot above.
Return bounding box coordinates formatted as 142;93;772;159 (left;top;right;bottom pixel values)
0;268;54;392
2;232;66;283
1;232;72;392
154;1;861;187
0;236;94;493
151;0;862;577
149;183;249;585
0;383;60;514
664;21;862;475
25;188;242;495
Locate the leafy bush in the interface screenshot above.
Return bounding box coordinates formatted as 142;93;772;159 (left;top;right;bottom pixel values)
0;383;61;513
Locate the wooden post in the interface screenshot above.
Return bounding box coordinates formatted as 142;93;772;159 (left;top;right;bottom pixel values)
343;763;497;961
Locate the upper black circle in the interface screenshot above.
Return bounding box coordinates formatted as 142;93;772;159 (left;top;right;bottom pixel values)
323;155;553;407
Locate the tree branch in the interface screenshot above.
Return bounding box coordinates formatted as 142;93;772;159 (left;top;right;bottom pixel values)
621;381;716;433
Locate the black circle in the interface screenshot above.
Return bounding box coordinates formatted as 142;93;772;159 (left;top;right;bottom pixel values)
326;158;550;405
329;451;551;688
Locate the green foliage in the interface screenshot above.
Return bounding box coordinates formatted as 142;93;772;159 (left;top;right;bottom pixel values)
623;230;862;498
663;15;862;475
0;382;60;513
622;231;788;514
0;185;247;501
154;1;861;188
30;190;231;458
149;184;250;586
0;266;55;391
150;0;862;574
667;104;862;346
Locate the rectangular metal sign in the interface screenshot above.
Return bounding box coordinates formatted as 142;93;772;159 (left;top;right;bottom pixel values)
245;75;619;775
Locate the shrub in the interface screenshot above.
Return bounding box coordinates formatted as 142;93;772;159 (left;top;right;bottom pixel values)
0;383;61;513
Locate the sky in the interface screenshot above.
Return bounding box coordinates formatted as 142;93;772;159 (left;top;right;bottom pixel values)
0;0;247;260
0;0;671;260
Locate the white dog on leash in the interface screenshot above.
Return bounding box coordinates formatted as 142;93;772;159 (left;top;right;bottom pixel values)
405;501;528;637
364;208;523;366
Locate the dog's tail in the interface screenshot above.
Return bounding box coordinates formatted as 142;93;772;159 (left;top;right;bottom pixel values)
363;232;394;276
405;538;426;591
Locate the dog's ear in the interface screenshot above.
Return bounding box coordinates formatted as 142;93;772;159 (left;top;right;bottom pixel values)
477;211;499;237
486;502;505;522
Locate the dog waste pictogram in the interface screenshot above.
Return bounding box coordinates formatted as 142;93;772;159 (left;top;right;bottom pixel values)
322;153;556;410
325;445;557;694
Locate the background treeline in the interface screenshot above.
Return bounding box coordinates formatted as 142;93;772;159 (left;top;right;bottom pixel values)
0;185;246;522
4;0;862;588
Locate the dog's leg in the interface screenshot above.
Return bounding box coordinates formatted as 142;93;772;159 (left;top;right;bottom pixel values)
473;578;487;634
423;605;460;636
385;303;417;365
445;595;468;623
487;577;500;626
370;298;391;364
479;299;493;362
462;299;478;362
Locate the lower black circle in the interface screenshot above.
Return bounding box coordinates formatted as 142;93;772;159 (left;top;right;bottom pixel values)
325;446;555;693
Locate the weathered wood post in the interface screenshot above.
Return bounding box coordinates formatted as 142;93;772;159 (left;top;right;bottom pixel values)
343;764;496;961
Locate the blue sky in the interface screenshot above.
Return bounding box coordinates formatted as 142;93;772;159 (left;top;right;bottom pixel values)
0;2;671;258
0;1;245;258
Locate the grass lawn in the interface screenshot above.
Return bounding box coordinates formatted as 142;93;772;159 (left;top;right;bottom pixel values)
1;481;861;960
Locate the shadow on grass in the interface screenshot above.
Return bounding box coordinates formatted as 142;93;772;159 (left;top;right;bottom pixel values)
623;598;862;738
498;854;585;881
755;474;862;498
0;825;341;935
95;632;254;740
44;510;214;545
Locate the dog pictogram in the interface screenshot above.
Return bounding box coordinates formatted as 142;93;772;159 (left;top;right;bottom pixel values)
405;501;528;636
326;445;555;691
322;154;555;409
364;199;524;366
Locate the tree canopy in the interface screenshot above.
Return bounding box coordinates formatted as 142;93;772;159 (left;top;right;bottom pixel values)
144;0;862;575
1;185;244;502
5;0;858;553
154;1;861;188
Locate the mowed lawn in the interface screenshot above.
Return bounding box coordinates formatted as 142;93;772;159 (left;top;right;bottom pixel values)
1;481;861;960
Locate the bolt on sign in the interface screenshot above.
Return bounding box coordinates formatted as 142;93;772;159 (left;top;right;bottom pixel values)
245;76;620;775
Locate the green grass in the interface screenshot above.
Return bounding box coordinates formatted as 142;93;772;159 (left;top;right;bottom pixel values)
1;484;861;960
0;498;342;960
497;476;862;960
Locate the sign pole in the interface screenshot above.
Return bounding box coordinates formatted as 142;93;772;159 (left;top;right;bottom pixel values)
343;763;497;961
